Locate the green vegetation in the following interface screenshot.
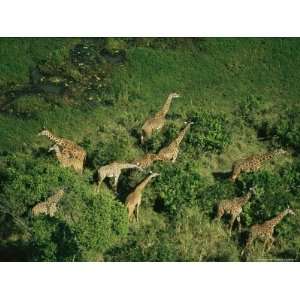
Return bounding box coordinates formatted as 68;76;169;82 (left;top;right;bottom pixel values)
0;38;300;261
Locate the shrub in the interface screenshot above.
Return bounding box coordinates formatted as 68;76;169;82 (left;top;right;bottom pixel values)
105;208;240;262
185;111;232;154
269;106;300;151
237;95;264;125
0;153;128;261
6;95;51;118
30;216;77;262
150;162;206;217
237;165;300;230
90;137;134;168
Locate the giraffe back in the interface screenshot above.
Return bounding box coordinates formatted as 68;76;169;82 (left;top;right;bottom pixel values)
132;153;161;168
158;141;179;161
98;162;123;177
32;190;64;217
50;145;84;173
235;155;263;173
231;149;287;180
141;116;166;139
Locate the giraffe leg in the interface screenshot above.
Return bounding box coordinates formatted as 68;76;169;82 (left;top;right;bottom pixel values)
229;215;236;235
96;177;104;193
113;173;120;193
216;207;224;221
266;236;275;252
136;205;139;222
171;152;178;163
127;205;134;222
242;234;254;256
236;215;242;232
262;239;268;254
230;167;240;182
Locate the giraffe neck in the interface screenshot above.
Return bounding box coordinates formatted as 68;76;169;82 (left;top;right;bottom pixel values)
238;192;252;206
44;131;66;147
135;174;155;193
48;190;64;204
52;147;64;162
268;210;289;227
258;151;277;163
174;123;191;146
120;163;140;170
157;94;174;117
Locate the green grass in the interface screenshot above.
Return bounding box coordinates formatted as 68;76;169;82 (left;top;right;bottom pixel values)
1;38;300;261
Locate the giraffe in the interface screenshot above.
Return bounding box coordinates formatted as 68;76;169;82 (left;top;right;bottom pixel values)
158;122;192;163
131;153;163;169
32;189;64;217
48;144;84;174
125;172;160;222
141;92;180;144
229;149;287;182
242;208;295;255
38;129;87;163
216;187;256;235
96;162;144;192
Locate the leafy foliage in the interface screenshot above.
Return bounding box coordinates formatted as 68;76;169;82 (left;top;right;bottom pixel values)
185;112;232;154
150;162;207;217
0;153;128;261
270;106;300;151
1;38;300;262
237;95;264;125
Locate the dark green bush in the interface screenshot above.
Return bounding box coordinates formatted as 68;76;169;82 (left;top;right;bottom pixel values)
30;216;77;262
90;130;135;167
185;111;232;154
269;106;300;151
150;162;206;217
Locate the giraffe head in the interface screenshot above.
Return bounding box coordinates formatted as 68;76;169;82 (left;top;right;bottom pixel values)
184;121;194;126
169;92;180;99
149;171;160;178
286;207;296;216
48;144;60;152
132;163;145;172
274;148;287;156
249;186;257;194
38;128;51;136
54;189;65;197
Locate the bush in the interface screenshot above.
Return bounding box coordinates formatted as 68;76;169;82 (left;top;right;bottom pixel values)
185;111;232;154
0;153;128;261
237;95;264;125
269;106;300;151
150;162;206;217
6;95;51;118
90;132;136;168
236;164;300;231
105;208;240;262
30;216;77;261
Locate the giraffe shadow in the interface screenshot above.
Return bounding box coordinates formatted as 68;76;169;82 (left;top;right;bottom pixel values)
153;197;165;213
212;170;232;181
0;240;31;262
116;170;143;203
32;147;52;159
